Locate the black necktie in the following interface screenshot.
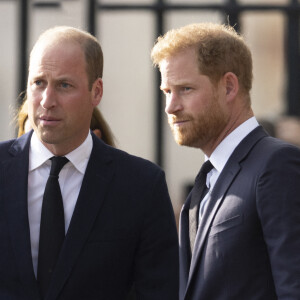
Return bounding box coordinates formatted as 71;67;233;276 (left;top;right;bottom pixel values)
189;160;213;253
37;156;69;298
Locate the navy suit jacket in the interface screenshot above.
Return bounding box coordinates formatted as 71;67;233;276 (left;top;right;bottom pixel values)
0;131;179;300
180;126;300;300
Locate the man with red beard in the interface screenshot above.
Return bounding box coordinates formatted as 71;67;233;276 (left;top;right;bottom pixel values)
151;23;300;300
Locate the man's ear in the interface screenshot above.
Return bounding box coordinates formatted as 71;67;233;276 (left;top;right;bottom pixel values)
91;78;103;107
223;72;239;101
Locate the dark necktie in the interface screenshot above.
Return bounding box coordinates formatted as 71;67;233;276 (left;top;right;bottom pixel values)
189;160;213;253
37;156;69;298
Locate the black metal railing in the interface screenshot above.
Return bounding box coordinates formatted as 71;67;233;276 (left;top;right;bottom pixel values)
13;0;300;166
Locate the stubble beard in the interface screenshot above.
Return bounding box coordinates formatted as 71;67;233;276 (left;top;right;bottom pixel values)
37;126;61;145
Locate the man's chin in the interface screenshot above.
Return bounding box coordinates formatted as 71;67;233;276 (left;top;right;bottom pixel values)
38;131;57;145
174;135;190;147
174;134;200;149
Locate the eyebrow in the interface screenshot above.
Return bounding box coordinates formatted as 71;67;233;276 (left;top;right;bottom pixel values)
160;81;193;89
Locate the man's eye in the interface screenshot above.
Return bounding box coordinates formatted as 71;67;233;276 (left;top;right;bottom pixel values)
61;82;71;88
35;80;42;86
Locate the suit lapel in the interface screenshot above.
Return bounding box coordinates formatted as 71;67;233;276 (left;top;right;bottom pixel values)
184;126;268;298
187;162;240;286
46;136;115;300
1;133;40;299
179;195;192;299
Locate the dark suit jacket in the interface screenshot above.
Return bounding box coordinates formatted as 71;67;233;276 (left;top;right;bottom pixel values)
0;131;179;300
180;126;300;300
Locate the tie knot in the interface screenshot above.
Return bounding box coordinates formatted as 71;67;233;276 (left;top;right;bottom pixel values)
50;156;69;177
201;160;213;175
195;160;214;184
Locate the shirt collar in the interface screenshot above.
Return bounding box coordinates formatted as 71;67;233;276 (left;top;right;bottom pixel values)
206;116;259;173
29;131;93;174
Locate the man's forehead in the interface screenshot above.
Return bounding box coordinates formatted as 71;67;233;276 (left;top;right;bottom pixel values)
30;36;81;60
29;40;83;70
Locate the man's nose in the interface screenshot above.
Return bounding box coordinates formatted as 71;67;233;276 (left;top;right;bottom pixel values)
165;93;183;115
40;86;56;109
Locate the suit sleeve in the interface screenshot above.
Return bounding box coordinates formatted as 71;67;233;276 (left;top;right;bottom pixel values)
131;169;179;300
257;145;300;299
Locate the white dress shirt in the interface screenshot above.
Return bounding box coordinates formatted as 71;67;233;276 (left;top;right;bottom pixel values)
199;117;259;221
27;131;93;277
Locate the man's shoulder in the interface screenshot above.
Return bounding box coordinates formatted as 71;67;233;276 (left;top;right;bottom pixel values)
109;145;162;173
242;133;300;171
238;125;300;156
0;132;31;158
92;137;163;179
258;134;300;154
0;138;18;154
0;138;16;148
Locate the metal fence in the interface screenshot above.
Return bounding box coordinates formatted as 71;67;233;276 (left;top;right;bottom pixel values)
11;0;300;166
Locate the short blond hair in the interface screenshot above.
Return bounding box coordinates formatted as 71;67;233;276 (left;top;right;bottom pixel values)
151;23;252;96
30;26;103;90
